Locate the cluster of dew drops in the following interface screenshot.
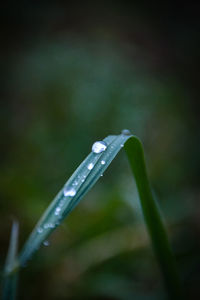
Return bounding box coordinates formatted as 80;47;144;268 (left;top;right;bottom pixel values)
63;140;108;196
36;140;109;239
37;130;131;244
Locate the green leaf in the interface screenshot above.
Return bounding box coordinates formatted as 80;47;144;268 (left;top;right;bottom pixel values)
2;221;19;300
19;133;131;266
124;137;181;299
18;131;181;298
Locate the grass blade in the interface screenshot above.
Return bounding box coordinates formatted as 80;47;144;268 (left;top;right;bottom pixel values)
18;131;181;298
2;221;19;300
19;133;130;266
124;136;181;298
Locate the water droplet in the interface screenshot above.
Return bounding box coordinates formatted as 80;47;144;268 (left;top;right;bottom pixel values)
63;187;76;197
43;240;50;246
72;180;78;186
37;227;43;234
101;160;105;165
49;223;55;228
44;223;50;229
92;141;107;153
121;129;131;135
55;207;61;215
100;174;103;177
81;178;85;183
120;144;124;147
87;163;94;170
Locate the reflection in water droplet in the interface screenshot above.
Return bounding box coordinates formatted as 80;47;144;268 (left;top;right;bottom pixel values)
121;129;131;135
55;207;61;215
63;187;76;197
44;223;50;229
43;240;50;246
72;180;78;186
37;227;43;234
92;141;107;153
87;163;94;170
101;160;105;165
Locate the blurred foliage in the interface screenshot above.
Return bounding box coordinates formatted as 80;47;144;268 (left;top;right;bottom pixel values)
1;1;200;299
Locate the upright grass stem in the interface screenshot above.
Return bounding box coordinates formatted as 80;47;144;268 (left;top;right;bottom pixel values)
125;137;181;299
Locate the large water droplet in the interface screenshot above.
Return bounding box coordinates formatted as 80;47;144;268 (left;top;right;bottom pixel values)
101;160;105;165
92;141;107;153
87;163;94;170
63;187;76;197
121;129;131;135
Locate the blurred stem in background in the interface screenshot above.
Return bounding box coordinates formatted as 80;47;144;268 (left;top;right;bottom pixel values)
2;221;19;300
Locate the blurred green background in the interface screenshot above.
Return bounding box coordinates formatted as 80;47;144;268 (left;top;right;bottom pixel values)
1;2;200;299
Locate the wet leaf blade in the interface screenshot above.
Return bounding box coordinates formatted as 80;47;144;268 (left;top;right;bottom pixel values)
18;132;181;298
2;221;19;300
19;134;130;266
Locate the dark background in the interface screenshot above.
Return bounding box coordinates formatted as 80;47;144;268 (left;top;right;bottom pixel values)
1;1;200;299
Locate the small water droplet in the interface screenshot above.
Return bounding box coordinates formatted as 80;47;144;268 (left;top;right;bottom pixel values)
55;207;61;215
87;163;94;170
121;129;131;135
43;240;50;246
101;160;105;165
81;178;85;183
37;227;43;233
100;174;103;177
63;187;76;197
44;223;50;229
120;144;124;147
92;141;107;153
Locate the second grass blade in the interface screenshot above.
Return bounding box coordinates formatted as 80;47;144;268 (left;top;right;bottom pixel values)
124;137;181;299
